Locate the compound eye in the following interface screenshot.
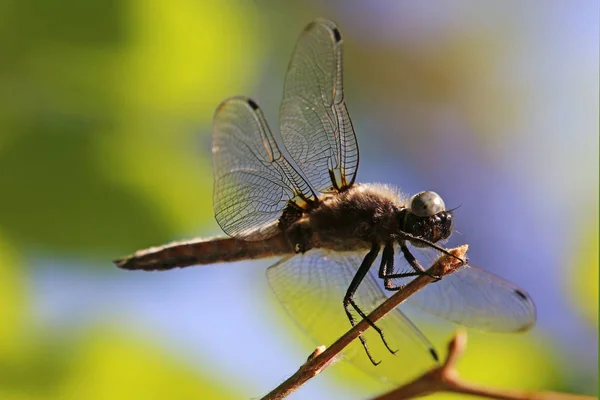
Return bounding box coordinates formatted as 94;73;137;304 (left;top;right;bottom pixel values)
410;191;445;217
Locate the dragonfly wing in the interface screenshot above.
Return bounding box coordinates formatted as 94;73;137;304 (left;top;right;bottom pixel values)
388;248;536;332
212;97;316;240
408;264;536;332
267;249;437;383
279;19;359;193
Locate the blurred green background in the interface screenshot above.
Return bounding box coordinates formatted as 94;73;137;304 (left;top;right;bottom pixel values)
0;1;597;399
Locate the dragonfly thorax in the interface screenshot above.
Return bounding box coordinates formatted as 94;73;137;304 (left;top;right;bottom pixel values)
283;183;404;252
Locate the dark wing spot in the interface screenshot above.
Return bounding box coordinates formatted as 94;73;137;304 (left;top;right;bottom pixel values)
514;289;529;301
247;98;259;110
332;27;342;42
429;347;439;362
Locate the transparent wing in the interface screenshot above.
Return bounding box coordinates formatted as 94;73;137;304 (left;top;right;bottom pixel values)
388;248;536;332
212;97;316;240
279;19;359;193
267;249;437;384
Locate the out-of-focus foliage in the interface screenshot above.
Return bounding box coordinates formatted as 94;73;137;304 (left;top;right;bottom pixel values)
0;0;260;398
0;231;27;362
570;221;599;328
430;331;559;400
0;0;261;254
0;233;239;399
56;327;238;400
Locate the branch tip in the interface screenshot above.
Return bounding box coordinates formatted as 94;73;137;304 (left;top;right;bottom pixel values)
444;329;467;369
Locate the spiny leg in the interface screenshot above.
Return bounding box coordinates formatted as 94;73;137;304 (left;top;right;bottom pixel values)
397;240;442;281
378;241;440;362
343;243;395;365
371;242;398;353
397;232;463;262
377;240;440;290
378;241;401;291
344;243;381;365
379;242;421;288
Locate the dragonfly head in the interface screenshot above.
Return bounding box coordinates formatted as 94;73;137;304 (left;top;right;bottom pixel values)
400;191;454;247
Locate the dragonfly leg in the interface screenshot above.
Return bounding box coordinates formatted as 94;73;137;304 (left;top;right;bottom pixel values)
378;241;404;290
378;242;425;290
396;231;464;263
343;243;398;365
397;241;442;281
377;242;441;362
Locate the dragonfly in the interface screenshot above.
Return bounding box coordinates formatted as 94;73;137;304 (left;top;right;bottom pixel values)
115;18;536;382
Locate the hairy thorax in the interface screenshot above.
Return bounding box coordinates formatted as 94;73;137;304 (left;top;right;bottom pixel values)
285;183;408;253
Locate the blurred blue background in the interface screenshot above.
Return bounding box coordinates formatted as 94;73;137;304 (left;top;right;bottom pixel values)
0;1;597;399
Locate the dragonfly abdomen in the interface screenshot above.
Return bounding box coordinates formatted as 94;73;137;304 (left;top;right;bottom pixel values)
114;234;294;271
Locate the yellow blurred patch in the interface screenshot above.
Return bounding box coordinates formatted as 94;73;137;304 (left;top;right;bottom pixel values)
121;0;262;119
57;326;240;400
94;0;265;240
415;330;559;400
95;125;215;237
311;318;559;398
0;231;28;360
569;222;599;328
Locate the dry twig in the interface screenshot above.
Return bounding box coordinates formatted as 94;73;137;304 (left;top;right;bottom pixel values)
373;330;597;400
262;244;596;400
261;245;469;400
